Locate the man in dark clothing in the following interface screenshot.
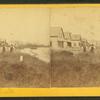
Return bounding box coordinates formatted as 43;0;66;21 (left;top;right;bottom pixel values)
90;44;95;53
83;45;86;52
10;45;14;53
2;46;6;53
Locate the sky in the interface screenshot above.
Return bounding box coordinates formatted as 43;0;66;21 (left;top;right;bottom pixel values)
1;7;100;45
0;8;50;45
50;7;100;41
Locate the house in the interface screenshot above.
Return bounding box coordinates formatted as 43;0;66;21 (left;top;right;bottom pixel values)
63;32;72;48
50;27;82;51
50;27;65;49
70;34;82;48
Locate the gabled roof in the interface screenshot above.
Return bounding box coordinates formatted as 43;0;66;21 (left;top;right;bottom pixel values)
63;32;71;40
71;34;81;41
50;27;82;41
50;27;64;37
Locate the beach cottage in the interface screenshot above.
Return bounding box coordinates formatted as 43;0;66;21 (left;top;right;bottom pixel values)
50;27;82;51
50;27;65;49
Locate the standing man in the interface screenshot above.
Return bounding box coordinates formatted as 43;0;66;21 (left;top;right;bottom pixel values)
83;45;87;52
90;44;95;53
10;44;14;53
2;45;6;53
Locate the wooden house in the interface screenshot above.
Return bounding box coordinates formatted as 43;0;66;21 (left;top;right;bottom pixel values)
50;27;65;49
50;27;82;51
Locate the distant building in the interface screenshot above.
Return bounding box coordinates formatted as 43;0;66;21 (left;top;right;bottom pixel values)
50;27;82;51
50;27;64;49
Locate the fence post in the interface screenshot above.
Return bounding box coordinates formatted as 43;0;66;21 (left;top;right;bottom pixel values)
19;55;24;62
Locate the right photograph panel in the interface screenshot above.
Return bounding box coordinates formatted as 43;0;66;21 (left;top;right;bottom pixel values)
50;7;100;87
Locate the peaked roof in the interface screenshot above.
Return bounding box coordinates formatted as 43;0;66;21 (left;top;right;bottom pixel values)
50;27;64;37
63;32;71;40
50;27;82;41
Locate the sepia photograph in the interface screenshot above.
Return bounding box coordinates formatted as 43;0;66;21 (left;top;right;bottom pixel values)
0;8;50;87
1;6;100;88
50;7;100;87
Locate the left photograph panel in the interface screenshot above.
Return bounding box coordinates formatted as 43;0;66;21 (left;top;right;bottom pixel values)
0;8;50;87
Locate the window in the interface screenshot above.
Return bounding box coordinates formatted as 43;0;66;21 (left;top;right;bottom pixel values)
67;42;72;47
58;41;64;48
50;41;52;47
